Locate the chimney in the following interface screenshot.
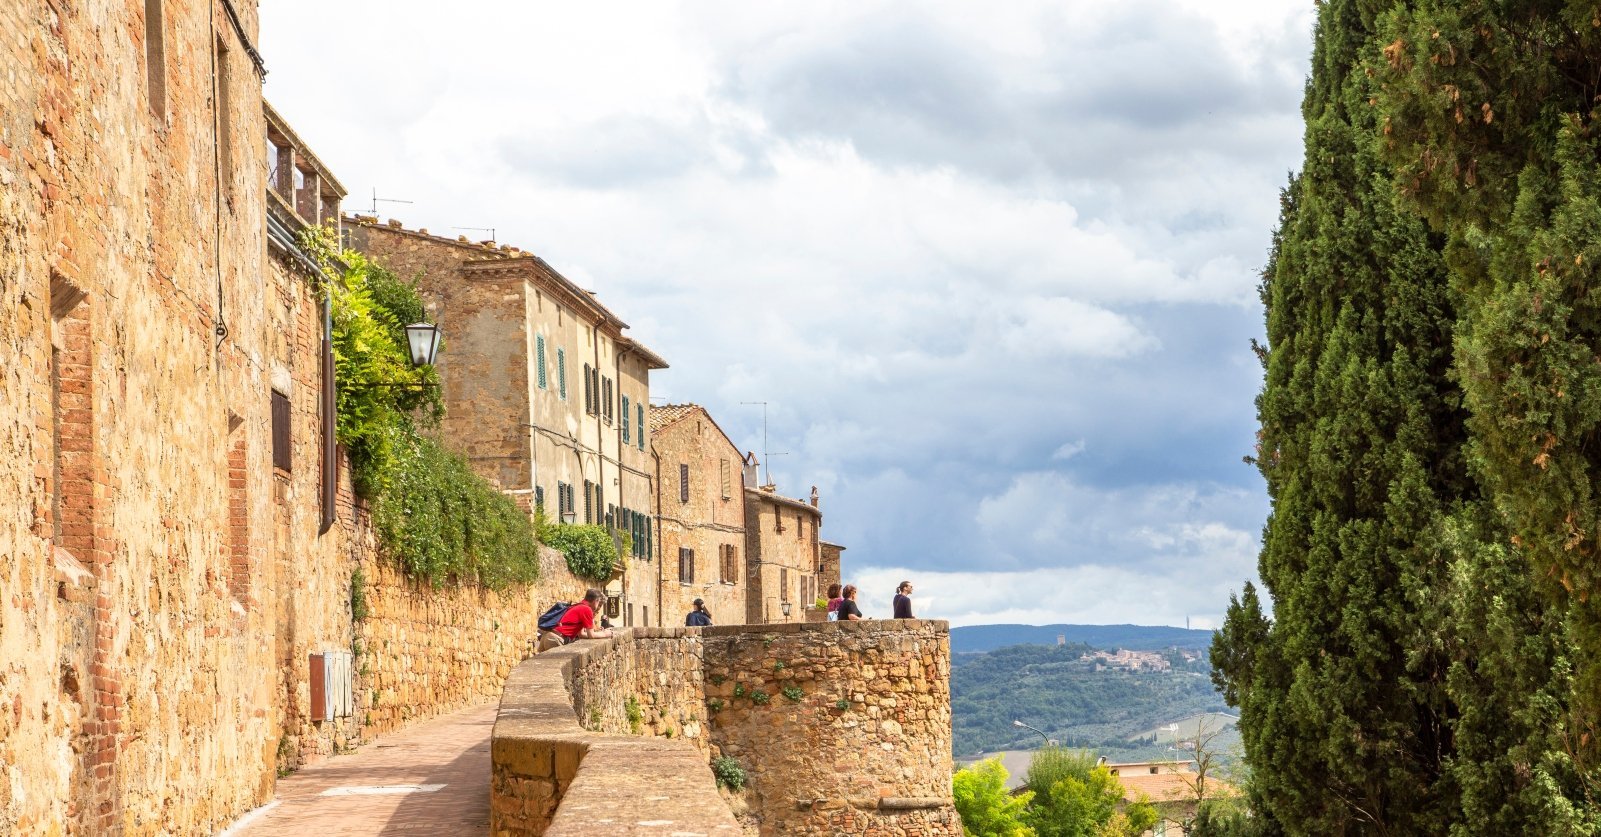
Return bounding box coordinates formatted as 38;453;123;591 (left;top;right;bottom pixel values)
809;485;819;507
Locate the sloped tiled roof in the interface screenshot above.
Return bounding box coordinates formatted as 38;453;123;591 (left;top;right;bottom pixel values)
649;403;700;432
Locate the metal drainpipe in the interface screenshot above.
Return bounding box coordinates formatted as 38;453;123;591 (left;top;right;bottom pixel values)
653;445;663;628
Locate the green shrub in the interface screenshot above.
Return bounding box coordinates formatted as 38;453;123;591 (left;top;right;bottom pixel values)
542;524;620;581
750;690;770;705
712;756;747;791
625;696;644;734
781;686;804;702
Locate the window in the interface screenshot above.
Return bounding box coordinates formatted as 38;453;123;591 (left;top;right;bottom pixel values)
780;568;790;602
536;334;547;389
720;459;731;499
271;391;291;473
637;403;646;450
603;377;613;423
621;395;631;443
214;34;233;197
535;485;545;512
145;0;166;116
583;363;594;414
679;464;690;503
557;481;574;518
584;479;594;523
797;513;804;540
557;348;567;400
679;547;695;584
720;545;738;584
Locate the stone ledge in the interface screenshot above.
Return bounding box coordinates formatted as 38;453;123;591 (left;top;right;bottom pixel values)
491;636;741;837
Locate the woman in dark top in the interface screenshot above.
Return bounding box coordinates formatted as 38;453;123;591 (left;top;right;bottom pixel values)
686;598;712;627
837;584;865;621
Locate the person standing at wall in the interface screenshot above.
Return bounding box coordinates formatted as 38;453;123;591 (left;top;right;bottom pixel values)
825;583;843;621
892;581;914;619
540;588;613;651
837;584;865;621
686;598;713;627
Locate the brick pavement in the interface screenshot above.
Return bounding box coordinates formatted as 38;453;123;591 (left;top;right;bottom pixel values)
225;703;495;836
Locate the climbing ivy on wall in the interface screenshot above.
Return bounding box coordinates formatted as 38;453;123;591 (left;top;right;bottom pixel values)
300;225;539;590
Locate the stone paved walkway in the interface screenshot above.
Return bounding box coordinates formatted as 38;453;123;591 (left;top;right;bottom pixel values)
224;703;495;836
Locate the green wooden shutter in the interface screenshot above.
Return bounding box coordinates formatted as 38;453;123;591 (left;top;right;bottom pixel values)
557;349;567;399
637;404;645;450
536;335;547;390
622;395;631;443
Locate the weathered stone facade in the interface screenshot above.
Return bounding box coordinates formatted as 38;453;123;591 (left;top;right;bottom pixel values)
744;486;824;624
0;6;576;830
491;621;960;836
0;2;283;831
342;219;668;628
652;404;748;627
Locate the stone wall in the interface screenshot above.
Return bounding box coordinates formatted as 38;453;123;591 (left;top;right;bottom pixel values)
0;1;280;833
492;634;740;836
491;621;960;836
705;621;960;836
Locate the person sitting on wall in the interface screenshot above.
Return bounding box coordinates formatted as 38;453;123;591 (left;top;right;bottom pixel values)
837;584;865;621
892;580;915;619
539;588;614;651
686;598;713;627
825;583;843;621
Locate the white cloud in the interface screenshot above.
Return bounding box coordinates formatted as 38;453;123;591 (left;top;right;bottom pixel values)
260;0;1306;627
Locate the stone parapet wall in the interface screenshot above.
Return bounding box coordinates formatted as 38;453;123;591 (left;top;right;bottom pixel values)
492;635;742;836
490;621;960;836
354;547;551;738
704;620;960;836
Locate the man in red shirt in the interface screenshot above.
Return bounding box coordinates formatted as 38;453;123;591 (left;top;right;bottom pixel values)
540;588;614;651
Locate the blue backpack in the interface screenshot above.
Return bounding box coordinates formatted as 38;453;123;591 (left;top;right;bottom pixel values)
538;602;572;631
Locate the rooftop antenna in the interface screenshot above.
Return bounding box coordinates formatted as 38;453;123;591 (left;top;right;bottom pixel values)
368;187;413;217
453;225;496;242
740;401;788;486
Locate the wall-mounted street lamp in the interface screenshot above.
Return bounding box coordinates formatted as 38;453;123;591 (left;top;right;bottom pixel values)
781;601;792;618
404;321;442;367
1013;719;1058;747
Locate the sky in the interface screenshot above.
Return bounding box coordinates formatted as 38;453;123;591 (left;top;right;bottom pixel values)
260;1;1316;630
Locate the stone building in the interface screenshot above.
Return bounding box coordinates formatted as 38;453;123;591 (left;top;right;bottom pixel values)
342;218;668;623
819;539;845;599
651;404;748;627
744;475;825;624
0;0;360;829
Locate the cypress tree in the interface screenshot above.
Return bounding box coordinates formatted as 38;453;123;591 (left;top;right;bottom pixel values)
1212;0;1468;831
1375;1;1601;778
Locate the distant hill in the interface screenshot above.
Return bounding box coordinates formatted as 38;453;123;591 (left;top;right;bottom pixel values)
950;642;1229;757
951;623;1215;654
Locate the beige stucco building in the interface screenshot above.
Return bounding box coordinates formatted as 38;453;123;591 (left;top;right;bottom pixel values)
650;405;748;627
743;475;825;625
343;219;668;623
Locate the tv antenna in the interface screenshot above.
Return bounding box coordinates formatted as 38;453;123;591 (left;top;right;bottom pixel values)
453;225;497;242
367;188;412;216
740;401;788;486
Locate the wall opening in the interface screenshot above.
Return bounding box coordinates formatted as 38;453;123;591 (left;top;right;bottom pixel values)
144;0;166;117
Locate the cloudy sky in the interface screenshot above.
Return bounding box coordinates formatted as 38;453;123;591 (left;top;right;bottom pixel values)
260;1;1314;629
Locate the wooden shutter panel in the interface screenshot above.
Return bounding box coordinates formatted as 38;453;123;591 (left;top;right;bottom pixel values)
536;335;547;389
271;391;291;472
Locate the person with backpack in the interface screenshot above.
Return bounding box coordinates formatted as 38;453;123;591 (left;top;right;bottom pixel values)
538;589;613;651
685;598;712;627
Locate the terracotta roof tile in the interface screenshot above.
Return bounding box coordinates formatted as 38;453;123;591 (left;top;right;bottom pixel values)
649;403;700;432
